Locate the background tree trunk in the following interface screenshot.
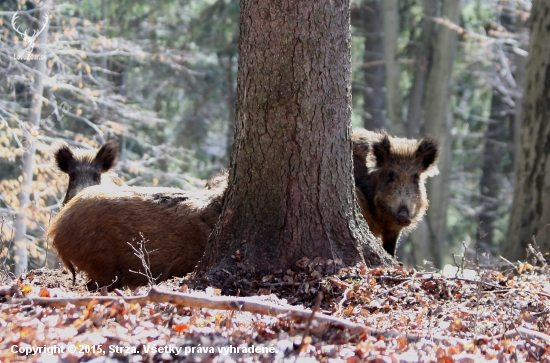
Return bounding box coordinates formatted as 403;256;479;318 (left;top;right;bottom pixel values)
408;0;461;269
504;0;550;261
382;0;405;136
361;0;385;130
13;1;51;276
477;7;515;254
398;0;438;264
477;93;509;253
406;0;438;139
197;0;393;277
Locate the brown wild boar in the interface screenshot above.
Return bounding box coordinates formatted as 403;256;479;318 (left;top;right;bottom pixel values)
352;129;439;257
48;184;225;290
51;140;124;205
204;170;228;190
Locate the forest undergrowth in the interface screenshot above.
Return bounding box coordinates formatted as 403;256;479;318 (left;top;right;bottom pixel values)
1;245;550;362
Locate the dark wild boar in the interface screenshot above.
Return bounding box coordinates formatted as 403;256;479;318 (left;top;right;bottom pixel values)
51;140;124;205
352;129;439;257
47;184;225;290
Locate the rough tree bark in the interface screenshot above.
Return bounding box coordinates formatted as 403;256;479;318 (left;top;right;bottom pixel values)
504;0;550;260
13;2;50;276
361;0;385;130
408;0;461;268
218;52;236;163
382;0;406;137
477;7;515;253
197;0;393;277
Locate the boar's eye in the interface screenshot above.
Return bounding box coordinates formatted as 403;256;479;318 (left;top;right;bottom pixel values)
69;172;76;180
412;173;419;185
92;172;100;183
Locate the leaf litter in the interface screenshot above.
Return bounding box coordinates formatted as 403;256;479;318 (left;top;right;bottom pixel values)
1;258;550;362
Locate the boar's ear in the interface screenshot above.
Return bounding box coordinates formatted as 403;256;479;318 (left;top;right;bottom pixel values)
369;133;391;168
351;129;371;161
94;140;119;173
416;136;439;177
51;141;74;174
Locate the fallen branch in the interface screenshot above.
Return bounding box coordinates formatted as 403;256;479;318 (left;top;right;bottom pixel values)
6;286;367;335
146;287;367;335
490;327;550;344
6;286;550;347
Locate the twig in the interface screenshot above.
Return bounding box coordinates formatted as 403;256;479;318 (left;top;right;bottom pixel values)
336;287;351;317
328;277;351;289
114;289;125;297
372;279;410;299
259;280;320;288
487;326;550;344
299;291;323;352
340;274;363;281
128;234;161;286
44;211;53;269
499;256;519;273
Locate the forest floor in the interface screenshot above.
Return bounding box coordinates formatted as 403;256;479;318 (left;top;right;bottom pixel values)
1;259;550;362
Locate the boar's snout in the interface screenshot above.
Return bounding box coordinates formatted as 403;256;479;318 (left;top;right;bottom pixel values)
396;206;412;226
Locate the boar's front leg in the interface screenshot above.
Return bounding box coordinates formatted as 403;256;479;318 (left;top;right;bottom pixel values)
382;231;402;257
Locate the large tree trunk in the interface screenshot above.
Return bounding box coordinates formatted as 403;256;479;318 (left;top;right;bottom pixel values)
406;0;438;138
504;0;550;261
218;52;236;164
197;0;393;277
477;7;515;254
408;0;461;268
382;0;405;136
361;0;385;130
511;12;530;175
13;2;51;276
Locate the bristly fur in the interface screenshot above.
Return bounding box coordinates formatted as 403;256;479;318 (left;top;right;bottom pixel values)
48;185;226;290
51;140;124;205
352;129;440;256
204;170;229;191
361;130;439;176
48;172;229;289
50;140;120;174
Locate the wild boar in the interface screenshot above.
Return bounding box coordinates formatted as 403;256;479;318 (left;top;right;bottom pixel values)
47;185;225;290
352;129;439;256
204;170;229;190
51;140;124;205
